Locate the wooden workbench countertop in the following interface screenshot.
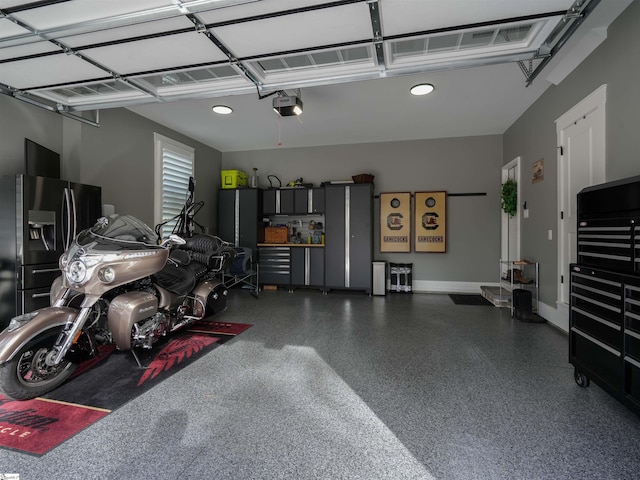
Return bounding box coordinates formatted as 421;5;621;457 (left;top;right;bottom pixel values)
258;243;325;247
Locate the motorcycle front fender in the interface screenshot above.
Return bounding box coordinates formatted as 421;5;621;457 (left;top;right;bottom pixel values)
0;306;78;363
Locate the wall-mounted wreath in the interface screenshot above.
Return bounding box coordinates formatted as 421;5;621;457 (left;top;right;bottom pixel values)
501;178;517;217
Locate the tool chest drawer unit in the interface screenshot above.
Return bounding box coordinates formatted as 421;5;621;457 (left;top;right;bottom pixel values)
570;175;640;415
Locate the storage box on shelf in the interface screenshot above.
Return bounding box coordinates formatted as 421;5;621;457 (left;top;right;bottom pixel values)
264;226;288;244
221;170;248;189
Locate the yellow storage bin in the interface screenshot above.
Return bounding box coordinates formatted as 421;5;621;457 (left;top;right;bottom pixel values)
221;169;248;188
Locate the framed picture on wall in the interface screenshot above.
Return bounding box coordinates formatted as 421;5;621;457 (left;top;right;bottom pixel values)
532;159;544;183
380;192;411;252
414;191;446;253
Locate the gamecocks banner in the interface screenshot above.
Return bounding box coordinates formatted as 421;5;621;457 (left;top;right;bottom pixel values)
414;191;446;253
380;192;411;252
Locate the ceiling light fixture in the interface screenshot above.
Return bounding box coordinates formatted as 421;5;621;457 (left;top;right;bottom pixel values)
410;83;435;96
212;105;232;115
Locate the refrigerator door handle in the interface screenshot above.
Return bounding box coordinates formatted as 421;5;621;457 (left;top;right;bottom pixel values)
31;292;52;299
31;267;61;274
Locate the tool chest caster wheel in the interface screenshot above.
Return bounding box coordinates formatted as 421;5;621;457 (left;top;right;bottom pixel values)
574;368;590;388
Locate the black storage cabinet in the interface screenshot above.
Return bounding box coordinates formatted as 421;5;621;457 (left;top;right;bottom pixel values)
324;183;373;293
291;247;324;290
570;175;640;414
258;246;290;286
218;188;263;255
263;187;324;215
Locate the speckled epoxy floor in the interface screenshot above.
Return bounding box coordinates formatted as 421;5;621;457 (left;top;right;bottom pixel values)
2;290;640;479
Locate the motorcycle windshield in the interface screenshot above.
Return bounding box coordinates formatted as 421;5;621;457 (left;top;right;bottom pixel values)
77;214;159;247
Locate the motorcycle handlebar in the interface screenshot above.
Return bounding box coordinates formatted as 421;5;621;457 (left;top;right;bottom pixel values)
161;234;187;247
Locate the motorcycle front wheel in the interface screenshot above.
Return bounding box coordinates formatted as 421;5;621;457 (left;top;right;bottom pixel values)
0;329;77;400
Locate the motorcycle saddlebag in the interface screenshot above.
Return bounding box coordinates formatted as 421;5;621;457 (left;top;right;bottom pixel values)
206;283;228;315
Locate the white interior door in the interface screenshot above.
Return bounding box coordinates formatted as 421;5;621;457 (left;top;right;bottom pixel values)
501;158;520;275
556;85;606;306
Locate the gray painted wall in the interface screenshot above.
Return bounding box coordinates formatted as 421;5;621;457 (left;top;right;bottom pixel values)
72;108;222;230
0;96;222;233
503;0;640;308
223;135;503;283
0;95;62;175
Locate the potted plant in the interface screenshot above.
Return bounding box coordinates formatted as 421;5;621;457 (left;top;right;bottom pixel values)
501;178;517;217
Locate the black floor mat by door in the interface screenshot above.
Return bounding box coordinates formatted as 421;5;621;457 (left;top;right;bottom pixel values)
448;294;494;306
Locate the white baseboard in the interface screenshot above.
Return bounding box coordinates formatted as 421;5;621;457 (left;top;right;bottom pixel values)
411;280;499;294
539;301;569;332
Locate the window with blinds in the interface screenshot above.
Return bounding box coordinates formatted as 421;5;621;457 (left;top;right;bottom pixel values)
153;133;194;239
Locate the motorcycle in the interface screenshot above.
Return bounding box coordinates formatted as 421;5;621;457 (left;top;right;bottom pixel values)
0;214;235;400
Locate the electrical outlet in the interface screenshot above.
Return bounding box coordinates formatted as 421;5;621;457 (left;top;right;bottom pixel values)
548;229;553;240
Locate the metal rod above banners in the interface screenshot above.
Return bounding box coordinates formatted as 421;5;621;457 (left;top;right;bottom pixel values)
380;192;411;252
414;191;447;253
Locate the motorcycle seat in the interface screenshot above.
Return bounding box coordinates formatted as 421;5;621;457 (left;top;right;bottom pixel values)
181;234;235;271
153;262;196;295
155;234;236;294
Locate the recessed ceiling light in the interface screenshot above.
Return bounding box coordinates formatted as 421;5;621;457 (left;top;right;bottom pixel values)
212;105;232;115
410;83;434;96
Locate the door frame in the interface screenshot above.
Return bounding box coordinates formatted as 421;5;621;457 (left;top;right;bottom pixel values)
555;85;606;313
501;157;521;266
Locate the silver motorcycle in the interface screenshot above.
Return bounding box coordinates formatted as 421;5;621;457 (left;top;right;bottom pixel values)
0;214;235;400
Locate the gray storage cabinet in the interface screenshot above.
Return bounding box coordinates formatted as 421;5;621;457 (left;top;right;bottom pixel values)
258;246;291;286
324;183;373;293
296;187;325;214
263;187;324;215
291;246;325;289
217;188;262;255
263;188;294;215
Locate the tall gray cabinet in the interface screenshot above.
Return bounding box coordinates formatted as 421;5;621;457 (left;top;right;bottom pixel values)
217;188;263;256
324;184;373;294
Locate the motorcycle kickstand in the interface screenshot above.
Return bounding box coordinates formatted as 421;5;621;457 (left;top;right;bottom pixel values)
130;349;148;369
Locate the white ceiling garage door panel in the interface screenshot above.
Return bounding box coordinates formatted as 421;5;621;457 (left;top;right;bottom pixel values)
0;41;61;61
0;54;108;89
62;16;194;48
196;0;336;24
380;0;572;35
8;0;174;31
0;17;29;39
211;3;372;58
0;0;34;7
82;31;227;75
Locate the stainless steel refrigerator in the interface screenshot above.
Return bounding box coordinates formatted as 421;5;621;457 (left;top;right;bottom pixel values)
0;175;102;329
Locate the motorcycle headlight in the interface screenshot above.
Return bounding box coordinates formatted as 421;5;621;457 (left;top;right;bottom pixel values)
98;266;116;283
67;260;87;285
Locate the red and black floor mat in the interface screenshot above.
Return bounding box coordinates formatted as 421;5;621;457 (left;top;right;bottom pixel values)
0;320;251;456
